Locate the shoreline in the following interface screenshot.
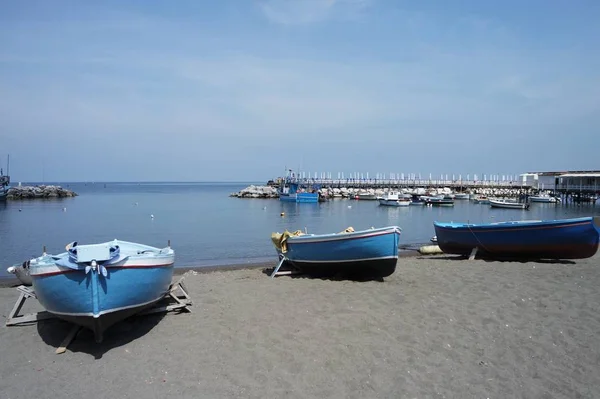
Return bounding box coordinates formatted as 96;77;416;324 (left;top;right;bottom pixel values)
0;249;422;288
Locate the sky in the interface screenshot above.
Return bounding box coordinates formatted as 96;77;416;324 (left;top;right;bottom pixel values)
1;0;599;182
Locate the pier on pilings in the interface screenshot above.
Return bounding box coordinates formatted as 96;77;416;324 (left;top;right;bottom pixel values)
267;177;531;192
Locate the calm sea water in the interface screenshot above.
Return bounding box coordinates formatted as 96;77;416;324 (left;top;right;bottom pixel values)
1;182;598;277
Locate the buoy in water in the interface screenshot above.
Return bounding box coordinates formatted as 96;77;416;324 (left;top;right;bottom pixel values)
280;212;285;217
150;214;154;219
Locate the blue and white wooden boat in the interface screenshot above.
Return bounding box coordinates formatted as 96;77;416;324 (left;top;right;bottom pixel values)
433;216;600;260
271;226;401;278
28;239;175;342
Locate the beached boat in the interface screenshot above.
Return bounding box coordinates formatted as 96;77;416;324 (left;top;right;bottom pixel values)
378;191;410;207
28;239;175;342
433;216;600;260
271;226;401;278
489;199;529;209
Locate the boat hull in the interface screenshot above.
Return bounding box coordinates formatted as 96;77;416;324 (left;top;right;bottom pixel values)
378;199;410;207
530;196;557;203
32;265;174;342
279;192;319;203
356;194;378;200
489;199;529;209
426;199;454;207
283;226;401;278
434;217;600;260
29;241;175;342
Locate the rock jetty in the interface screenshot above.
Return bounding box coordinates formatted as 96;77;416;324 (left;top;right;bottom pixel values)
230;185;278;198
231;185;533;199
6;185;78;200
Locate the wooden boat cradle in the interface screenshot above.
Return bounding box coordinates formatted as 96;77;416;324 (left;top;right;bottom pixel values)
5;273;193;354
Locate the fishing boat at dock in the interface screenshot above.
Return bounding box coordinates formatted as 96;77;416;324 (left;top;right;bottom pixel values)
271;226;402;278
489;199;530;209
28;239;175;342
529;195;558;203
355;190;378;200
433;216;600;260
278;169;319;203
425;197;455;207
378;191;410;207
472;195;490;204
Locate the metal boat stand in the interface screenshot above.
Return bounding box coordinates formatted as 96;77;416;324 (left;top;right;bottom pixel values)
469;247;479;260
5;273;193;354
270;254;302;278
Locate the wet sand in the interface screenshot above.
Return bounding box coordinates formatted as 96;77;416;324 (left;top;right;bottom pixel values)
1;254;599;398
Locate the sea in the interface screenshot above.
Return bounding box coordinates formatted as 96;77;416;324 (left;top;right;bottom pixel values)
1;182;598;277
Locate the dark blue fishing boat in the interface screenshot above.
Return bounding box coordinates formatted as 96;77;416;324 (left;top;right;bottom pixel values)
433;216;600;260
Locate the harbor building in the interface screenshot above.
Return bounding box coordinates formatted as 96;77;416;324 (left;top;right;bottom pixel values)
520;170;600;201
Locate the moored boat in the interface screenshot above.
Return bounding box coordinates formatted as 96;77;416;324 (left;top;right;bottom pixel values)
529;195;558;203
378;191;410;207
433;216;600;259
278;169;319;203
271;226;402;278
489;199;529;209
454;193;470;200
28;239;175;342
472;195;490;204
426;197;455;207
355;191;378;200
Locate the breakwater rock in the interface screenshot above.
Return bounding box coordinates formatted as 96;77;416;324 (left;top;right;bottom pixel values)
231;185;533;199
230;185;278;198
6;185;78;200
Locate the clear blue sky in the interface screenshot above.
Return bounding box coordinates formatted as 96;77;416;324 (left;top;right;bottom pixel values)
1;0;598;182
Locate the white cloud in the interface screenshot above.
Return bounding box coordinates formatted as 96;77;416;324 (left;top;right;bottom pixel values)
257;0;372;25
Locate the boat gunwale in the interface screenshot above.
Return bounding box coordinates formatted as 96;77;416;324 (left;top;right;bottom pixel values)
286;226;401;244
433;217;594;232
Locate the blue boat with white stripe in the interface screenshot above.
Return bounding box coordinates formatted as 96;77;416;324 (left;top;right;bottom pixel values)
271;226;401;278
29;239;175;342
433;216;600;260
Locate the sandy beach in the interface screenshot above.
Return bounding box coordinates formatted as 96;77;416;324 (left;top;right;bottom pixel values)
1;254;599;399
